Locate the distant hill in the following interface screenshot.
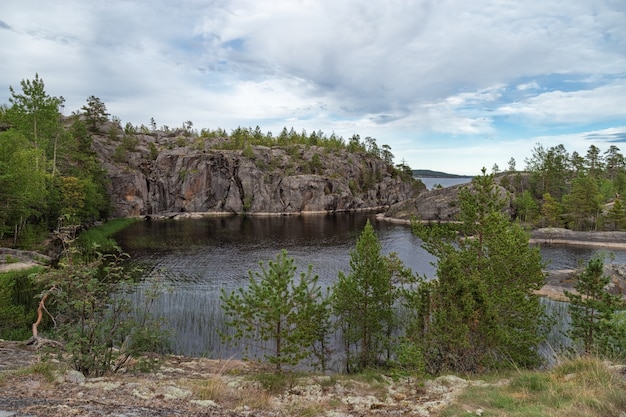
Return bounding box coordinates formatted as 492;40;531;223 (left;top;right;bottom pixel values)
412;169;472;178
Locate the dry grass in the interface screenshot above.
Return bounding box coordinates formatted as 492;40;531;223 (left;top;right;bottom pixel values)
187;375;274;410
440;356;626;417
189;376;230;402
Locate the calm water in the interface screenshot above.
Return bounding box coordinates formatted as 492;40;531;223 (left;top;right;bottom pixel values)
115;213;626;360
417;177;473;190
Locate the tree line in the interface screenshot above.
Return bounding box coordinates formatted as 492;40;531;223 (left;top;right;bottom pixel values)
507;143;626;231
0;75;111;247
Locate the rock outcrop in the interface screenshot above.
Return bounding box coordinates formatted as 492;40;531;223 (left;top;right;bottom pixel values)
91;133;423;217
382;181;511;222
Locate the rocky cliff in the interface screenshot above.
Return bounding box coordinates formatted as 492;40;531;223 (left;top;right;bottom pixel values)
91;131;423;217
382;179;512;222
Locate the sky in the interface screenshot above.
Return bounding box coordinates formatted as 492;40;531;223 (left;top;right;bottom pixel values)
1;1;625;176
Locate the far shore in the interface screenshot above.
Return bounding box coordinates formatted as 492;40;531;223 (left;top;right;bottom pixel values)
143;206;386;220
528;238;626;250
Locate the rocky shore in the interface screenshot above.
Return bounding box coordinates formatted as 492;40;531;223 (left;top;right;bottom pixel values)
0;341;495;417
529;227;626;250
0;248;50;274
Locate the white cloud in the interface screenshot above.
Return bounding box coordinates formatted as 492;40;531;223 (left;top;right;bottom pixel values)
497;81;626;124
517;82;540;91
0;0;624;175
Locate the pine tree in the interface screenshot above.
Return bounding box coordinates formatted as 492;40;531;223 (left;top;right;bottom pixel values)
220;250;330;371
331;220;403;372
0;131;47;243
413;168;546;373
541;192;562;227
81;96;110;133
565;257;624;356
563;175;602;230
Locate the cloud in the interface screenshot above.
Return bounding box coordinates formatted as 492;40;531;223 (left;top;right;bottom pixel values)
203;0;626;113
0;0;624;175
583;127;626;144
517;81;540;91
497;81;626;124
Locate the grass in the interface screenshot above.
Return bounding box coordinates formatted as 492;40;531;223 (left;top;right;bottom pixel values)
252;370;305;394
190;376;230;402
1;361;60;385
188;375;273;411
75;217;139;253
440;356;626;417
4;254;20;263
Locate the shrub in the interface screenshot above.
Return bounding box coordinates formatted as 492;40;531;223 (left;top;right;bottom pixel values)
35;251;169;376
0;268;42;340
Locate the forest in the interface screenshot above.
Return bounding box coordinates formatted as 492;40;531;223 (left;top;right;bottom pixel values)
505;142;626;232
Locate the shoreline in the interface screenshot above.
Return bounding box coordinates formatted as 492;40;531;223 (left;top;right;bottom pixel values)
144;206;387;220
528;238;626;250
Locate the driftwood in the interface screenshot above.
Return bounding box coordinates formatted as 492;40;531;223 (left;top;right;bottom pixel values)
25;287;64;349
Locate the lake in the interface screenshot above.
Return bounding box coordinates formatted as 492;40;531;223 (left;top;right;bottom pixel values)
115;212;626;363
416;177;473;190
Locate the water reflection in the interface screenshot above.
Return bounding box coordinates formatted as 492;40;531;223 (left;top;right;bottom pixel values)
539;244;626;270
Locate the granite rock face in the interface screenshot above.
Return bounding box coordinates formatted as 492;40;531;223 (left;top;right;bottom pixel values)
92;134;422;217
383;181;512;222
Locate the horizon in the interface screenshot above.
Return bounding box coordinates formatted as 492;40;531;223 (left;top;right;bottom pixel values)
1;1;625;177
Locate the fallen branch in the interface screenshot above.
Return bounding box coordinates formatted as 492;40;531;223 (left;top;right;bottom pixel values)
26;286;64;349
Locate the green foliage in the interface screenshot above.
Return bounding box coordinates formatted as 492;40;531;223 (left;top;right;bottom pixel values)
526;143;571;200
331;220;405;372
210;125;395;166
412;169;546;373
74;218;140;256
252;371;298;394
309;152;323;174
442;357;626;417
514;190;539;223
124;122;136;135
0;130;47;242
113;134;139;162
81;96;110;133
392;338;425;376
175;136;187;147
565;257;625;358
242;142;254;158
520;143;626;231
563;175;603;230
540;192;563;227
148;141;159;160
0;77;112;243
0;268;43;339
6;73;63;160
220;250;331;371
605;197;626;231
35;250;169;376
